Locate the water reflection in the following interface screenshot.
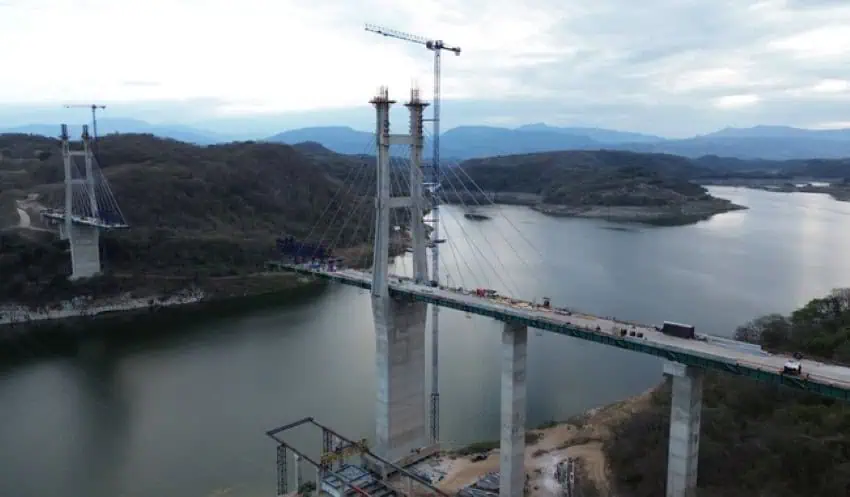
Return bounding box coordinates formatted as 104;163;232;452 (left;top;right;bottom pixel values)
68;340;132;497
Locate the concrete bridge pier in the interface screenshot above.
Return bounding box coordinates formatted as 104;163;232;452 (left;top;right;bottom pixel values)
664;361;703;497
500;321;528;497
68;223;101;280
373;297;428;462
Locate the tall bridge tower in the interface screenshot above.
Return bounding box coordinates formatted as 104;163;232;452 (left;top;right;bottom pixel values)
370;87;432;463
42;125;129;279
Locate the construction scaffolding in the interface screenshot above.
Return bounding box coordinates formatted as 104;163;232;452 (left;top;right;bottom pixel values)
266;418;450;497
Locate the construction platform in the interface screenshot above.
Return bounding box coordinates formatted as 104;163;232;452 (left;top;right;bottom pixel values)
266;417;446;497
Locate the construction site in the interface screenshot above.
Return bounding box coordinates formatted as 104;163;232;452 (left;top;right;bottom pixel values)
265;408;623;497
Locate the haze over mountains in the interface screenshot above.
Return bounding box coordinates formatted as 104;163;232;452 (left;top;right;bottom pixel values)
3;119;850;161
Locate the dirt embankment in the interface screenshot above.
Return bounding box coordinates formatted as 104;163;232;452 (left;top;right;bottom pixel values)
418;388;657;497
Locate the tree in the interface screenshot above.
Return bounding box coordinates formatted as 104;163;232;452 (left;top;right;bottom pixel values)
606;288;850;497
734;313;791;350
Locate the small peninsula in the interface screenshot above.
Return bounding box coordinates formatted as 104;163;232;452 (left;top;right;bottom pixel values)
447;150;746;226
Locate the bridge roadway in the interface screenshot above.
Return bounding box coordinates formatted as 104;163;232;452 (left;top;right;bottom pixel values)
274;262;850;402
42;210;128;229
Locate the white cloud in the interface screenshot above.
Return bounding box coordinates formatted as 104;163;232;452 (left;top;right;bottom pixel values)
768;25;850;60
1;0;850;136
713;94;761;109
669;68;747;93
811;121;850;130
810;79;850;93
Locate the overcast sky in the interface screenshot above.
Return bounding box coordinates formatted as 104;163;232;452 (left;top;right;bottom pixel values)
0;0;849;137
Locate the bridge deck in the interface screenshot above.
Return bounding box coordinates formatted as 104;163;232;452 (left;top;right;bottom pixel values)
42;210;129;229
271;261;850;402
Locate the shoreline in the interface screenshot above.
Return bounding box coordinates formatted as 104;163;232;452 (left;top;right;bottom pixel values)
530;199;746;226
698;181;850;203
442;191;747;226
0;289;206;326
0;272;329;358
0;233;386;334
0;271;320;327
411;387;658;497
0;275;329;362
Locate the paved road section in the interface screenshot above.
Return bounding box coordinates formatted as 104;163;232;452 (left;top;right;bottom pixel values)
272;262;850;402
42;210;128;229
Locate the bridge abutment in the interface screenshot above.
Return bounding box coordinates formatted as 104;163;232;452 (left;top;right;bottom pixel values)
664;361;703;497
500;321;528;497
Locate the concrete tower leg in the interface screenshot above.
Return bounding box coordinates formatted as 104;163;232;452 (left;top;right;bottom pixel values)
61;124;72;242
370;88;428;463
664;361;703;497
82;126;100;221
69;224;101;280
405;89;429;283
500;321;528;497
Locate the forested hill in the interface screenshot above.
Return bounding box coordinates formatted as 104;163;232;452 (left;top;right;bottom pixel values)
453;150;716;206
0;134;373;302
604;289;850;497
2;133;371;235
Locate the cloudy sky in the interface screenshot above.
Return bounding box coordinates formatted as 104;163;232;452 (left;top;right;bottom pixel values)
0;0;849;137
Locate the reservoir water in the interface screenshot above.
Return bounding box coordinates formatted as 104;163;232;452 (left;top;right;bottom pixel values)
3;186;850;497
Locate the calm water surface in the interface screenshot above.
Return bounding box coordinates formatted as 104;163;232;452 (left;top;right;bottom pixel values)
2;187;850;497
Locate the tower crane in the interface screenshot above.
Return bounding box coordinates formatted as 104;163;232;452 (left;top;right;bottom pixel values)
364;24;461;446
64;104;106;141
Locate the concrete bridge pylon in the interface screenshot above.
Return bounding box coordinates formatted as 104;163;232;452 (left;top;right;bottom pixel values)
370;87;431;463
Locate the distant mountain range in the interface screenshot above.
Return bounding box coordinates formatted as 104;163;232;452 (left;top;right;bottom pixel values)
266;124;850;161
4;119;850;161
0;118;230;145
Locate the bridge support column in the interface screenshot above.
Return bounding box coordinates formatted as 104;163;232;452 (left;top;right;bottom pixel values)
500;321;528;497
664;361;703;497
373;297;428;462
68;223;101;280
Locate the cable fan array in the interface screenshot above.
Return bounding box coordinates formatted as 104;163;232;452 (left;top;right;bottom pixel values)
275;132;546;302
66;152;128;227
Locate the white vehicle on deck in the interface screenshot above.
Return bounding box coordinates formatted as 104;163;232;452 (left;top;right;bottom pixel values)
783;360;802;375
